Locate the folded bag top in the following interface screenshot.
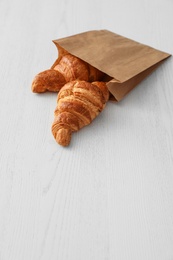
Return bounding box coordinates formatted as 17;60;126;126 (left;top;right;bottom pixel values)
52;30;171;101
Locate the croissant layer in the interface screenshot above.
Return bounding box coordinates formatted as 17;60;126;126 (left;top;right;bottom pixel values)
54;54;89;82
52;80;109;146
31;69;66;93
32;53;104;93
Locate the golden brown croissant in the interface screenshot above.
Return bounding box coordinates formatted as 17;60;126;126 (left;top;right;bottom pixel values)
31;69;66;93
31;53;104;93
51;80;109;146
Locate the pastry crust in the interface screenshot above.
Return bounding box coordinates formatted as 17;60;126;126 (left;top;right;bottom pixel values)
52;80;109;146
54;54;89;82
31;69;66;93
31;53;104;93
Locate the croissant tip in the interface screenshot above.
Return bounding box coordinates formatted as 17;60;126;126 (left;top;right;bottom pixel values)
31;83;37;93
31;78;40;93
55;128;72;147
31;81;46;93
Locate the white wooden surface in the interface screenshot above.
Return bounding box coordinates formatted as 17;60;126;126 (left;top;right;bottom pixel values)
0;0;173;259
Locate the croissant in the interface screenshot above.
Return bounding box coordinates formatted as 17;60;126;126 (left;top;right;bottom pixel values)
51;80;109;146
31;53;104;93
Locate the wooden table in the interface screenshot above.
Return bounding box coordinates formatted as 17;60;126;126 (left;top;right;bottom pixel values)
0;0;173;259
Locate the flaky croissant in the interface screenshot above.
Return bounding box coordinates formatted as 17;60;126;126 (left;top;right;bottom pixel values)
51;80;109;146
31;53;104;93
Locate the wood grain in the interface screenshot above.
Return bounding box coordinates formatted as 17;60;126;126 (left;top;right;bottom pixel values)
0;0;173;259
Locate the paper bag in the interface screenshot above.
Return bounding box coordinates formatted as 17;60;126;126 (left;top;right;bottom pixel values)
52;30;171;101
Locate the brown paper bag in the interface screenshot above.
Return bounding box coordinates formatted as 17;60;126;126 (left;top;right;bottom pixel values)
52;30;171;101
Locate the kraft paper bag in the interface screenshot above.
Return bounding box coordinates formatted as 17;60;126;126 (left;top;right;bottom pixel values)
52;30;171;101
